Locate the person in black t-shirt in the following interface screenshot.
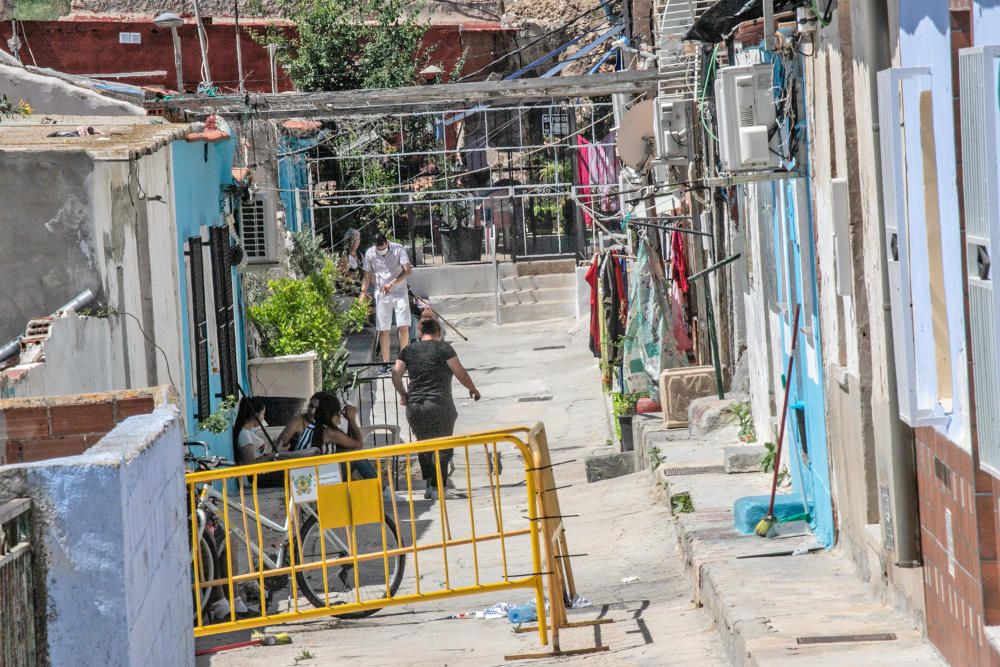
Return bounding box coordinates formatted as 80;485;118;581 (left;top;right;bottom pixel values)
391;318;481;499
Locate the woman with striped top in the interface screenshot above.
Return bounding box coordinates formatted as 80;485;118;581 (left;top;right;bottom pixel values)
275;391;377;479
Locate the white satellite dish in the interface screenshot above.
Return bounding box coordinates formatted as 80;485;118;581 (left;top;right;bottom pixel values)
616;100;656;172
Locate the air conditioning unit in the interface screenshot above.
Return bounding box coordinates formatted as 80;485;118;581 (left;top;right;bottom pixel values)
239;192;279;266
715;63;778;171
653;98;690;163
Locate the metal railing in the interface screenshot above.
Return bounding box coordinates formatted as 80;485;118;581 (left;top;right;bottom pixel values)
185;423;587;656
347;363;411;444
1;498;36;667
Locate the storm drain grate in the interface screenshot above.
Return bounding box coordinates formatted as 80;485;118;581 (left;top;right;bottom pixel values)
518;395;553;402
532;345;566;351
663;465;726;476
796;633;897;645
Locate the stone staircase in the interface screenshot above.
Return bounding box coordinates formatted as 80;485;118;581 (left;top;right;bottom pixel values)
414;260;579;327
497;273;576;324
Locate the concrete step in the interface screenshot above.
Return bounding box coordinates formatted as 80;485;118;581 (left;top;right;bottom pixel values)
498;300;575;324
499;274;575;291
499;286;575;306
427;293;495;317
515;258;577;276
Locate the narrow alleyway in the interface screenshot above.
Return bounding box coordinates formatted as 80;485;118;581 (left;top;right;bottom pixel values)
195;317;726;665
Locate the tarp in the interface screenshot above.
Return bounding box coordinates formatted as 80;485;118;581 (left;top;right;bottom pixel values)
623;239;689;395
684;0;808;43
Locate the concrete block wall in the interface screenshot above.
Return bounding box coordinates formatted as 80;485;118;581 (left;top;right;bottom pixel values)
0;387;174;464
0;400;193;666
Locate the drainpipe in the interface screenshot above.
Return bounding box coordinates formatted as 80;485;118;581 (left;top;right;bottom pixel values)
864;0;921;567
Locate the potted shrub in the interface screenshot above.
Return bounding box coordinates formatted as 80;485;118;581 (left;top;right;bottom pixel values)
611;392;640;452
409;237;426;266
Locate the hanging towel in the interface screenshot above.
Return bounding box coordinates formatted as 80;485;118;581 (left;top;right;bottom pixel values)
576;135;594;228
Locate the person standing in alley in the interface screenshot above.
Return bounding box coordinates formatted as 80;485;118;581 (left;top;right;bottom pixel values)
360;232;413;375
391;317;480;500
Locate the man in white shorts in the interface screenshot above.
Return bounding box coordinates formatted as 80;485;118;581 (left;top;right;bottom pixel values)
360;232;413;375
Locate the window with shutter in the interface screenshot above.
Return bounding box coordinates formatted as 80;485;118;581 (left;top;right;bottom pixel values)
960;46;1000;474
877;66;953;428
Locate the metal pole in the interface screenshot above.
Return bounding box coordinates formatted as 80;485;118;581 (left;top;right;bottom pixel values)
170;27;184;93
191;0;213;87
9;20;20;62
266;44;279;94
234;0;245;94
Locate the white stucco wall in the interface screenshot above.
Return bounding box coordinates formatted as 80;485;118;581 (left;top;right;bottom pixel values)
0;406;193;666
2;312;116;397
0;64;145;117
90;152;187;401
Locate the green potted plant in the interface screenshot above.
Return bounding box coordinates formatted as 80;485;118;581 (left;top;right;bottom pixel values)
611;392;641;452
726;401;757;443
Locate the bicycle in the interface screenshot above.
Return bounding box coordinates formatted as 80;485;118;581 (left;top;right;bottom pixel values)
184;443;406;623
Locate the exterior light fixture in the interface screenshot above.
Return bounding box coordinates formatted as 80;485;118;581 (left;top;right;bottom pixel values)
153;12;185;94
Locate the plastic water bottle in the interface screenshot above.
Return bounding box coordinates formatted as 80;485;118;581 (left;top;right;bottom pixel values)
507;603;537;624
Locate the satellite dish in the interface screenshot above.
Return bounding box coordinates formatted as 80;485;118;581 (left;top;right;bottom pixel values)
616;100;656;172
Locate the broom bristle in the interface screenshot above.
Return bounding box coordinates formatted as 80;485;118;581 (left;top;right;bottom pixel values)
754;515;775;537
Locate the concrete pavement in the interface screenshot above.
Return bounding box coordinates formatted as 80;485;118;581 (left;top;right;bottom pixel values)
195;317;726;666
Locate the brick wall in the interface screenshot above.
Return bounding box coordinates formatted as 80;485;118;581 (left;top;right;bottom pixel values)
915;427;1000;666
0;387;174;464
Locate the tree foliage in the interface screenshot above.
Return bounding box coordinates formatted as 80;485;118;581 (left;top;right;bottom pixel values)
247;255;368;392
256;0;429;92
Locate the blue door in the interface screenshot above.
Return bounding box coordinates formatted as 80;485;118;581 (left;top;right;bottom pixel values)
772;176;835;547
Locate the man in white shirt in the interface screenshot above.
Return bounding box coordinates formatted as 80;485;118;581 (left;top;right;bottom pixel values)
360;232;413;375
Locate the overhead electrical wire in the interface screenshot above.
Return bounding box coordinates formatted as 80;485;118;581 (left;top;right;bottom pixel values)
456;0;617;82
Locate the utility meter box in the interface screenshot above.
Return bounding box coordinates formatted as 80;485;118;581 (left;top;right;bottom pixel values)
715;63;778;171
653;98;690;163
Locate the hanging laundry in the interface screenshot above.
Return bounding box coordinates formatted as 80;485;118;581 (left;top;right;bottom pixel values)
623;239;690;395
576;136;594;228
601;252;626;365
593;132;621;214
585;254;602;357
671;281;693;352
671;230;690;293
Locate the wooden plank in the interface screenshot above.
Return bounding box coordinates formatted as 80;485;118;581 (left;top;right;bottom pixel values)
147;69;664;116
0;498;29;527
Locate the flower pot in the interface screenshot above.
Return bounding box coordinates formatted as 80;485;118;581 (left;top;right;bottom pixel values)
439;226;484;262
618;414;634;452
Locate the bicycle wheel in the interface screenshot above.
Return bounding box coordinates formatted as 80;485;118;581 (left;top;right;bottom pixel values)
293;514;405;618
192;531;217;622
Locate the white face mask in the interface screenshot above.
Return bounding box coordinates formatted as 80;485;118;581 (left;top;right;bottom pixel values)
377;247;390;257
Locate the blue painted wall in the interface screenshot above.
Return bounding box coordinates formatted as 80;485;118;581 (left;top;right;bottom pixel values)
170;137;246;459
278;135;322;233
974;0;1000;40
764;50;835;547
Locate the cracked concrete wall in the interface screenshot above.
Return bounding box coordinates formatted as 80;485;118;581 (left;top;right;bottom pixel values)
0;151;101;343
1;147;188;409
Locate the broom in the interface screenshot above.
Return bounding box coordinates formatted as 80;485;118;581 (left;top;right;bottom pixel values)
755;304;802;538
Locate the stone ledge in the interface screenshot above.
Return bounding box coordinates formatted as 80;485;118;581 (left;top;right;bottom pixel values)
642;425;946;666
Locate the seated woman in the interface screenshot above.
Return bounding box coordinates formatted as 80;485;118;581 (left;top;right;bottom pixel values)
233;396;287;488
276;391;377;480
337;228;364;296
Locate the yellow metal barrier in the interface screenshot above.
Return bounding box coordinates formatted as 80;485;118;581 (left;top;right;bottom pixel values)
186;425;577;653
